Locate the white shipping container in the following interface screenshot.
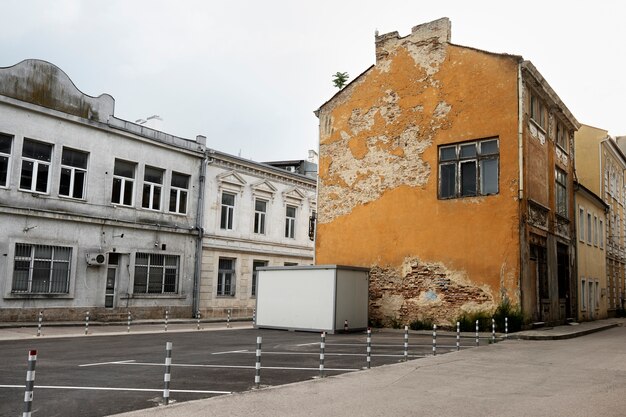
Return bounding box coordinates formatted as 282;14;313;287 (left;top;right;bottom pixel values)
255;265;369;333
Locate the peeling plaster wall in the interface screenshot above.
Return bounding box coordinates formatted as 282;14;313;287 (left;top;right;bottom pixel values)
316;22;521;323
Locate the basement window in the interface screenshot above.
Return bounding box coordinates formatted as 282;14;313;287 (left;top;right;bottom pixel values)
438;138;499;199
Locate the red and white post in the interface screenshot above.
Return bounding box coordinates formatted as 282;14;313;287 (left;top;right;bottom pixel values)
23;349;37;417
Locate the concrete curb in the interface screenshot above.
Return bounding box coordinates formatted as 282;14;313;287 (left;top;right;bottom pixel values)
510;322;620;340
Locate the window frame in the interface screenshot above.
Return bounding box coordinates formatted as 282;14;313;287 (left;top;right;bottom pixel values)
578;207;585;242
587;212;592;244
600;219;604;249
59;147;88;200
169;172;189;215
217;257;236;297
0;133;12;188
555;168;568;218
285;205;296;239
251;260;268;297
12;243;72;294
530;92;546;130
438;138;499;200
556;122;568;152
220;191;236;230
19;138;53;194
141;165;164;211
132;253;179;294
111;159;136;207
254;198;267;235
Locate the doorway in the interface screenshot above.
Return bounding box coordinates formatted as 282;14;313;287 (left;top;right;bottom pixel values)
105;253;119;308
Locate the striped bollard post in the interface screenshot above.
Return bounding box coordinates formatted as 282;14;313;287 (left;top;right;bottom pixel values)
84;311;90;335
253;308;256;324
127;311;131;333
163;342;172;405
366;327;372;369
403;325;409;361
23;349;37;417
255;336;262;388
432;324;437;356
36;311;43;337
456;321;460;351
492;318;496;343
344;319;349;333
505;317;509;339
319;332;326;378
227;309;231;328
164;309;169;332
475;320;479;347
197;310;201;331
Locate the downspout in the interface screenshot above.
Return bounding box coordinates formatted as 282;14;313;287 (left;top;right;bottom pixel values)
192;153;208;316
517;63;525;309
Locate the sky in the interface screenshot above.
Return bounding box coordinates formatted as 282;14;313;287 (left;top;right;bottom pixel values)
2;0;625;162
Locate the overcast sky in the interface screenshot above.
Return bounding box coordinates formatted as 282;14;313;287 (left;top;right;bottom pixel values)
3;1;625;161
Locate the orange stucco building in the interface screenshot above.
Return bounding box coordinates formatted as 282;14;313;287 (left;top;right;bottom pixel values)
315;18;580;326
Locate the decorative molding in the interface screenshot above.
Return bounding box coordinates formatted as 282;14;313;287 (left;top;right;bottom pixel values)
251;179;277;201
528;201;548;230
216;171;246;194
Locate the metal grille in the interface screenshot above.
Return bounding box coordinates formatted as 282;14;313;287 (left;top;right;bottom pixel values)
12;243;71;294
133;253;179;294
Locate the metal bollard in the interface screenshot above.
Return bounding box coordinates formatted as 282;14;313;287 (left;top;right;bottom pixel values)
253;308;256;324
163;342;172;405
197;310;201;331
84;311;90;335
475;320;479;347
23;349;37;417
127;311;131;333
432;324;437;356
492;318;496;343
404;325;409;361
456;321;460;351
164;309;169;332
227;309;231;328
366;328;372;369
505;317;508;339
344;319;349;333
319;332;326;378
255;336;262;388
36;311;43;337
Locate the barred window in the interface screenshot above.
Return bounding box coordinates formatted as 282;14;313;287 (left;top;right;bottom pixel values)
133;253;179;294
217;258;236;296
12;244;71;294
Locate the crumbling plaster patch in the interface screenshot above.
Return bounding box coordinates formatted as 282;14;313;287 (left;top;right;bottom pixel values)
369;257;496;326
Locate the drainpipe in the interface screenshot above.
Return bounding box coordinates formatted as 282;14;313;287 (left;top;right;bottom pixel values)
517;63;524;200
192;146;208;316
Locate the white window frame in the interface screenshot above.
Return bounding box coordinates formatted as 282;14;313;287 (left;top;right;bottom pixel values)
59;147;88;200
593;215;598;247
20;138;53;194
111;159;136;206
220;192;236;230
254;199;267;235
600;219;604;249
578;207;585;242
587;212;592;244
169;172;189;214
12;243;72;294
285;205;296;239
0;133;12;188
141;166;164;211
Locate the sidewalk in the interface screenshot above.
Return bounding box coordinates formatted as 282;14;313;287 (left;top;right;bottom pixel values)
106;317;625;417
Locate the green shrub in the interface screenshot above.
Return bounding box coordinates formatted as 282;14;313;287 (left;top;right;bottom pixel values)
409;318;434;331
388;316;404;329
456;310;492;332
455;300;524;333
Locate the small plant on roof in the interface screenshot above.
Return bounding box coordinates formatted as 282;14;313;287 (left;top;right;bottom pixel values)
332;71;349;89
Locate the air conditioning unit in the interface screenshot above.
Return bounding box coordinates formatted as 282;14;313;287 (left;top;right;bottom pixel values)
86;252;106;266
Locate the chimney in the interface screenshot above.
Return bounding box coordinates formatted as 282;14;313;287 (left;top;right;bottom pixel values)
375;17;451;63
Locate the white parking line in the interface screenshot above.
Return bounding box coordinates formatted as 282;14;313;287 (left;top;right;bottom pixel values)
211;349;248;355
215;351;410;358
0;384;230;394
96;361;359;372
79;360;136;367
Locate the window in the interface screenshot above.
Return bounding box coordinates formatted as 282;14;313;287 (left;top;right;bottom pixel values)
0;133;12;187
587;212;592;244
530;93;546;129
112;159;136;206
217;258;235;296
556;122;567;151
141;166;164;210
220;192;235;230
252;260;267;297
59;147;88;199
20;139;52;193
578;207;585;242
285;205;296;238
600;219;604;249
284;262;298;266
581;279;586;310
438;138;499;199
594;215;598;246
133;253;179;294
169;172;189;214
555;168;567;217
254;199;267;234
12;244;71;294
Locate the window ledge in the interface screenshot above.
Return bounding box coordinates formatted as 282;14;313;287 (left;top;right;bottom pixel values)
216;295;236;298
529;118;546;134
5;293;72;299
121;294;186;300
